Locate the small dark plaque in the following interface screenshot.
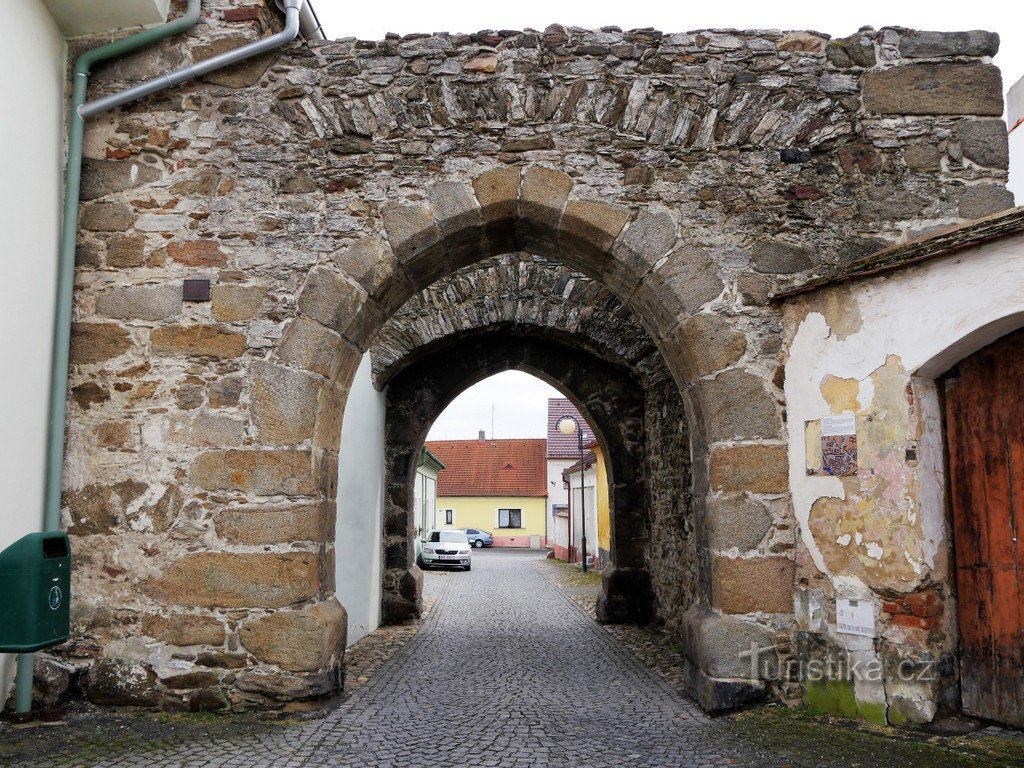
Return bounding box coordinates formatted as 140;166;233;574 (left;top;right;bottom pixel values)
183;279;211;302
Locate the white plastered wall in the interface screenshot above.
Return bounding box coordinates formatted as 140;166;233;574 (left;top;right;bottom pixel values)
335;353;386;646
0;0;66;707
787;232;1024;578
784;232;1024;720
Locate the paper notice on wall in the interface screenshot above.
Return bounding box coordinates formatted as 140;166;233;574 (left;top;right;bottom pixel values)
836;597;875;637
821;413;857;476
821;413;856;436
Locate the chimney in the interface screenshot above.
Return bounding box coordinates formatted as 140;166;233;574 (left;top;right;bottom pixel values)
478;430;486;442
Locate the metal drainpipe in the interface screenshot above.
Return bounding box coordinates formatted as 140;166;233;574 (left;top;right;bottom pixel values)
19;0;308;716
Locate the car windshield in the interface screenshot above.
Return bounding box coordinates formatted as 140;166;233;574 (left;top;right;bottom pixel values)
428;531;469;544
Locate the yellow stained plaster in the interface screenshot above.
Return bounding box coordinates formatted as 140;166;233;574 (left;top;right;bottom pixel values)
808;355;927;591
820;374;861;413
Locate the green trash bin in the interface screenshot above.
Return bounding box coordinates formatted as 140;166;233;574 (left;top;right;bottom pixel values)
0;532;71;652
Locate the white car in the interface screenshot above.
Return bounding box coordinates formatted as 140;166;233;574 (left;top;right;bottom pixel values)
419;529;472;571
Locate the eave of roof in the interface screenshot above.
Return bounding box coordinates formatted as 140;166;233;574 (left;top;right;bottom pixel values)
772;206;1024;301
418;446;446;472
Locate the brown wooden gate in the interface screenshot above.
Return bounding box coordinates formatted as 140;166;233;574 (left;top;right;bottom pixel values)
944;328;1024;728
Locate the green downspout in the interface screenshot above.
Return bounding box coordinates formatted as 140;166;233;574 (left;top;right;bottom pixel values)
15;0;203;716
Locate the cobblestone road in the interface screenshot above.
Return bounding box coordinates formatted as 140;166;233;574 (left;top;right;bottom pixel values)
2;550;1019;767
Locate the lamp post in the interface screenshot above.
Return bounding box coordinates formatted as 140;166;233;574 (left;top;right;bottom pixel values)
557;415;588;573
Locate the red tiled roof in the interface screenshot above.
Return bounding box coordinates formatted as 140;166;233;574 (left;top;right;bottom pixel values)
426;438;548;497
546;399;595;458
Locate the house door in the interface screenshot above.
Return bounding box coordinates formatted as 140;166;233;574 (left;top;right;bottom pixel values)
943;328;1024;727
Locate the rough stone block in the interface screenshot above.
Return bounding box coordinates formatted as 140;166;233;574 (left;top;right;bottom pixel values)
209;374;244;408
428;182;483;247
167;240;228;267
212;284;266;322
518;165;573;247
234;668;338;700
903;142;942;172
632;246;723;331
168;411;246;447
713;555;794;614
861;63;1003;116
606;209;676;291
251;361;320;445
690;611;778;679
898;30;999;58
31;656;74;708
709;444;788;494
825;34;876;69
297;267;367;337
239;598;346;672
381;201;444;284
86;658;159;706
558;200;630;263
152;325;246;359
81;159;162;201
335;236;411;312
80;202;133;232
472;165;520;227
189;449;316;495
693;369;781;441
707;494;774;551
64;480;146;534
149;552;322;609
314;382;346;451
194;35;277;88
666;314;747;381
957;119;1010;169
141;613;226;647
106;233;146;268
95;285;182;321
957;184;1015;219
216;502;329;545
751;240;813;274
277;316;344;379
70;322;133;364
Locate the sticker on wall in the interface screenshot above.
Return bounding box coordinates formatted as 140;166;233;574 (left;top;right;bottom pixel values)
836;597;875;637
821;413;857;477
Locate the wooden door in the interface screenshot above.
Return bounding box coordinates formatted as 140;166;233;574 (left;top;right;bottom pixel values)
944;328;1024;727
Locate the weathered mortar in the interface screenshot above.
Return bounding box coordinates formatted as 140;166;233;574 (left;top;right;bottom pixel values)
49;0;1010;712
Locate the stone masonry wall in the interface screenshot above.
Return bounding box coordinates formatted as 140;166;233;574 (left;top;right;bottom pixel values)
54;0;1010;711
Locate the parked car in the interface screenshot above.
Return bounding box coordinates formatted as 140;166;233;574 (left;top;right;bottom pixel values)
463;528;494;548
419;529;472;571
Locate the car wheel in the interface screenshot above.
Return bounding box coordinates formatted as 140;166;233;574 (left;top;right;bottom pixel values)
473;539;483;548
464;563;472;571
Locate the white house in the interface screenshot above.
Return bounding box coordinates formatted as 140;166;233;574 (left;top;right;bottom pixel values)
545;398;594;547
412;446;445;556
1009;75;1024;203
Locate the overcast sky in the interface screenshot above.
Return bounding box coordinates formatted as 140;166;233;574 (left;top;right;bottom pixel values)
427;372;562;440
319;1;1020;441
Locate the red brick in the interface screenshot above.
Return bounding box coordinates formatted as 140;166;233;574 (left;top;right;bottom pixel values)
882;601;903;615
223;6;261;22
891;613;937;630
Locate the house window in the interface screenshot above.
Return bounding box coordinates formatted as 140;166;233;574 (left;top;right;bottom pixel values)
498;508;522;528
445;509;454;525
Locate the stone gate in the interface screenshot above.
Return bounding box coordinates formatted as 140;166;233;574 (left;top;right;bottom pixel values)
60;3;1009;712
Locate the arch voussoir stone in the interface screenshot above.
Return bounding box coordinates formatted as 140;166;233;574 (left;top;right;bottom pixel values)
381;199;447;287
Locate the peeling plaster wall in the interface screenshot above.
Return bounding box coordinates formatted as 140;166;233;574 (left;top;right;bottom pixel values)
783;231;1024;724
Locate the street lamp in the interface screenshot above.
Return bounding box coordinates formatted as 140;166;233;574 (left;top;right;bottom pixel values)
557;415;588;573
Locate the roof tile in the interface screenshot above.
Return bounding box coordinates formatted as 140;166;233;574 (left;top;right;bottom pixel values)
426;438;548;497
